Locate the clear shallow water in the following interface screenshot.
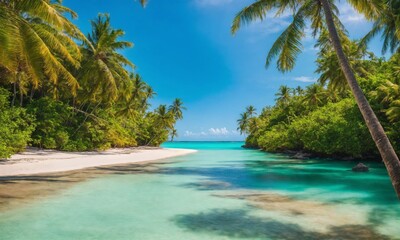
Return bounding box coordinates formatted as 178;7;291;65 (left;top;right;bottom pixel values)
1;142;399;239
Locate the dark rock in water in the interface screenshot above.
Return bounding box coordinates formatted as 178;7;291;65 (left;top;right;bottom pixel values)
352;163;369;172
291;152;312;160
341;156;355;161
283;149;297;155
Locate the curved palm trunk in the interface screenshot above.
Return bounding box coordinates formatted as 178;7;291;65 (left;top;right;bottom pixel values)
320;0;400;199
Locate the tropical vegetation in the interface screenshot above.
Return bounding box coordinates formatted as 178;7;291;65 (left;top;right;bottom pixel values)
0;0;184;158
232;0;400;198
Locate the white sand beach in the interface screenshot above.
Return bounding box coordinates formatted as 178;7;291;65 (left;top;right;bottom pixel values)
0;148;197;177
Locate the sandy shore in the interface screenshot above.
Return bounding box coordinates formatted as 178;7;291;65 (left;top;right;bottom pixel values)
0;147;197;177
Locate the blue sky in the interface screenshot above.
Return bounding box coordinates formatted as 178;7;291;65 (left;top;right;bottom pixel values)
64;0;383;141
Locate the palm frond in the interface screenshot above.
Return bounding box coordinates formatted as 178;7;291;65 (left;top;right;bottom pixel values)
231;0;278;34
266;6;307;71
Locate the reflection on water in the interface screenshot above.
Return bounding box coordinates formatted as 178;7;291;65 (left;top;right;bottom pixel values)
0;142;399;240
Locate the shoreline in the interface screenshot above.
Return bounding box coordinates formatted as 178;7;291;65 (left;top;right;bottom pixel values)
0;147;197;177
242;144;380;161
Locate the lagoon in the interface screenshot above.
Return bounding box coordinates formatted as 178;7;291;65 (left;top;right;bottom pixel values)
0;142;399;239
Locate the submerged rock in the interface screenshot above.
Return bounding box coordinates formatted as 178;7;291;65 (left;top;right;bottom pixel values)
291;152;312;160
352;163;369;172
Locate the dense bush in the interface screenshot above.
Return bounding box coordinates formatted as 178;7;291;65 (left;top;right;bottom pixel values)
239;53;400;159
0;88;34;158
27;98;74;149
288;99;376;157
26;98;144;151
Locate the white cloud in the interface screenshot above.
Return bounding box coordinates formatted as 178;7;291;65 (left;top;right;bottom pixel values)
183;127;240;137
209;127;229;135
337;2;365;23
293;76;317;83
195;0;233;7
184;130;196;137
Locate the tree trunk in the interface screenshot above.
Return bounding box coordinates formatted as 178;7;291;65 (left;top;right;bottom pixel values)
19;91;23;106
30;86;34;101
320;0;400;199
11;82;16;107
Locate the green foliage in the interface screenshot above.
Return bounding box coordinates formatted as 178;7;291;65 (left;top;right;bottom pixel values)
258;124;294;152
0;5;185;157
240;52;400;158
0;88;34;158
27;98;73;149
231;0;349;72
26;98;171;151
289;99;375;156
251;98;377;157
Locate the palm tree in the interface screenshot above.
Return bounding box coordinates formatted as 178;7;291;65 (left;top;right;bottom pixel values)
116;73;149;116
78;14;134;105
168;98;186;120
140;86;156;110
275;85;292;106
316;34;370;90
360;0;400;54
232;0;400;198
155;105;174;129
374;81;400;123
170;128;178;142
146;104;175;145
260;106;273;119
294;86;304;96
131;74;148;101
303;84;324;107
237;112;249;135
0;0;84;100
246;105;257;118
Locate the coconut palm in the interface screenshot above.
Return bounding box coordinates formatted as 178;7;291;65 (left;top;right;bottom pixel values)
275;86;292;105
294;86;304;96
316;34;370;90
237;112;249;135
146;104;175;145
168;98;186;120
374;81;400;123
303;84;325;107
0;0;84;101
232;0;400;198
170;128;178;142
360;0;400;54
140;86;156;110
260;106;273;119
131;74;148;102
246;105;257;118
78;14;134;105
155;105;174;129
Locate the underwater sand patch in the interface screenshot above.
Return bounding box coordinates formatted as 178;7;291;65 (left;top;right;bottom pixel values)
0;161;166;212
215;191;371;233
174;208;390;240
184;180;232;190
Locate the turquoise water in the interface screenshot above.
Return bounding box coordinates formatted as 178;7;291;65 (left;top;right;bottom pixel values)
1;142;399;239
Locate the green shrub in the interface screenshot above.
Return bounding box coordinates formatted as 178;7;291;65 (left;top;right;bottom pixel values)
289;99;376;157
27;98;73;149
0;88;35;158
258;124;295;152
